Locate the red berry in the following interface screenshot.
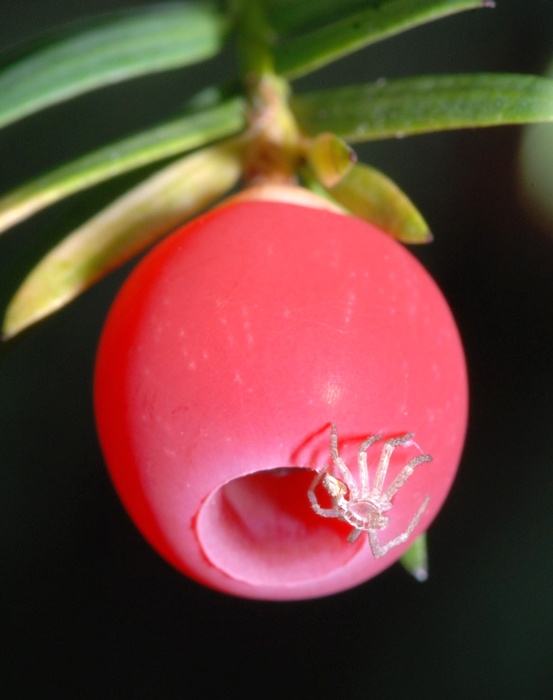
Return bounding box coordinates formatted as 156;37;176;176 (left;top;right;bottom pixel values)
94;192;467;600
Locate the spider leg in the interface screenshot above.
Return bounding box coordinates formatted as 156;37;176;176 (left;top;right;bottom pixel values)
308;465;342;518
368;494;430;558
347;527;364;543
311;504;343;519
382;454;433;502
330;423;359;497
357;433;383;496
371;433;414;497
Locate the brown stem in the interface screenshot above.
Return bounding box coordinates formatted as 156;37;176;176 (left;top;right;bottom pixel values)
242;74;307;186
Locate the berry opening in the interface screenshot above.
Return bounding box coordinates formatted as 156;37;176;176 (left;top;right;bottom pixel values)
196;467;361;586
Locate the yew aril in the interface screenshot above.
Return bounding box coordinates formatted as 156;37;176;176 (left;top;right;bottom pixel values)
94;191;468;600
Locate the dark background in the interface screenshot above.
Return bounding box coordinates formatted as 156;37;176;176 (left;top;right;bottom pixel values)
2;1;553;697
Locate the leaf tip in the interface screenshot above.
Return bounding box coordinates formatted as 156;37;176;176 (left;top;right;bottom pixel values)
396;224;433;245
411;563;429;582
419;229;434;244
400;532;429;582
2;318;21;342
307;133;356;189
2;301;46;341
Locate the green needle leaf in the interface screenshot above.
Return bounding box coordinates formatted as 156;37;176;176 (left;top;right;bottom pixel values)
265;0;369;36
327;162;431;243
0;98;245;236
0;2;227;131
275;0;491;79
291;74;553;141
2;138;244;339
400;533;428;581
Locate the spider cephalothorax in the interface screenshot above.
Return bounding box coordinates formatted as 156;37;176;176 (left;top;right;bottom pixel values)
308;424;432;558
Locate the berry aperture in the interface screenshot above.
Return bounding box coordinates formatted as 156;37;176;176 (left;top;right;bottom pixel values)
94;197;468;600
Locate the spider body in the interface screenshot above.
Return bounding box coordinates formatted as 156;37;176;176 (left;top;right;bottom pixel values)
308;424;432;556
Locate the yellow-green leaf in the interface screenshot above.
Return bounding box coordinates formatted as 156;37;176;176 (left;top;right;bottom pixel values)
307;133;356;188
327;162;431;243
0;99;245;236
2;138;244;338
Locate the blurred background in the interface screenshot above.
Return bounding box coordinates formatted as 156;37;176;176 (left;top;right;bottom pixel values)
2;1;553;697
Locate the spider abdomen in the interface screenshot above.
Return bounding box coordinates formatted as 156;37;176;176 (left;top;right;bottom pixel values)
345;501;390;530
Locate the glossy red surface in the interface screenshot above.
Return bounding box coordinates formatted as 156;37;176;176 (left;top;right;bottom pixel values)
94;200;468;600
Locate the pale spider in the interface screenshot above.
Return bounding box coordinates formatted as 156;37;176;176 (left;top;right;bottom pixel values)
308;423;433;558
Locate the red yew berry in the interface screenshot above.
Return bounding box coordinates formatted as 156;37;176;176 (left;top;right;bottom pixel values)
94;189;468;600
